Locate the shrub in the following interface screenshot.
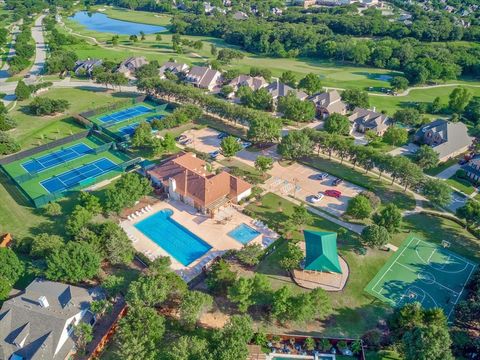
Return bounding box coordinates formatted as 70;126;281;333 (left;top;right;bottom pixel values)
456;169;467;179
29;97;70;115
0;131;20;154
236;244;264;266
0;116;17;131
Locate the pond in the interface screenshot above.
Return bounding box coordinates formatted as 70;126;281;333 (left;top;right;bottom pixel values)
69;11;166;35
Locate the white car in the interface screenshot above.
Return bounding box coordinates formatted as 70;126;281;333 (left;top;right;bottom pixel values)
309;193;324;203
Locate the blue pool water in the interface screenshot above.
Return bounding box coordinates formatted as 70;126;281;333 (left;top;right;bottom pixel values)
228;223;261;245
70;12;166;35
135;209;212;266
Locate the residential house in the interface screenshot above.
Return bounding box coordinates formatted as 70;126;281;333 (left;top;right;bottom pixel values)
147;152;252;216
266;80;308;101
308;90;348;119
73;59;103;77
159;61;190;79
184;66;223;91
464;158;480;183
228;75;268;94
117;56;149;78
348;107;392;135
232;11;249;20
414;119;473;162
0;279;101;360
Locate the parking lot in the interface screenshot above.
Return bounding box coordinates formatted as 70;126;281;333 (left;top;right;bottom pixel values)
265;162;364;217
181;127;224;154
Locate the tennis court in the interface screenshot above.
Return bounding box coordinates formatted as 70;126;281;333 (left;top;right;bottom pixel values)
41;158;119;193
22;143;92;174
118;115;163;136
98;105;153;124
365;236;477;319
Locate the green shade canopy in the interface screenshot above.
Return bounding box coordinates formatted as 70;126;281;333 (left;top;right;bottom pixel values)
303;230;342;274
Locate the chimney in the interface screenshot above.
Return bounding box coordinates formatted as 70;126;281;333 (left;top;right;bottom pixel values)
38;296;49;308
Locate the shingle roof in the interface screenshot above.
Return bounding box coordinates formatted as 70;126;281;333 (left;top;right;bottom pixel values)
308;90;347;114
229;75;267;91
266;80;308;100
117;56;148;73
0;279;100;360
348;107;391;131
303;230;342;273
186;66;222;88
158;61;189;76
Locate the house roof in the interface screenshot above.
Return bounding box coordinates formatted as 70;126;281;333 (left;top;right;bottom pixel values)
415;120;473;159
0;279;100;360
266;80;308;100
308;90;347;114
147;152;251;208
348;107;391;131
117;56;148;73
186;66;222;88
303;230;342;273
229;75;267;91
158;61;189;76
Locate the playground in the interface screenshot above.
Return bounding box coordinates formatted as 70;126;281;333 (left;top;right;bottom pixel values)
365;236;477;319
0;133;131;207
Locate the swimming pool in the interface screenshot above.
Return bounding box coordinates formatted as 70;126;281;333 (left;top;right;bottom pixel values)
135;209;212;266
228;223;261;245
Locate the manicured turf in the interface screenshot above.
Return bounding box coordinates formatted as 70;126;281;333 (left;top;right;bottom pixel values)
446;175;476;195
1;135;129;202
365;236;477;320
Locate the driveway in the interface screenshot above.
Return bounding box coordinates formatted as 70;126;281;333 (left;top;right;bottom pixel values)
182;127;224;154
27;14;47;80
436;164;461;180
0;24;19;83
388;143;419;157
264;162;364;217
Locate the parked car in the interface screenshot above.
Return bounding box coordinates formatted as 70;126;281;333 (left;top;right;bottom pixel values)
309;193;324;203
217;132;228;139
314;173;329;180
332;178;343;186
242;141;252;148
210;150;220;159
181;138;193;146
176;135;187;142
324;189;341;198
458;159;468;165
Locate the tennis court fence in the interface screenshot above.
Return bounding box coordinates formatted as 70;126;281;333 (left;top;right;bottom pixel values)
80;95;147;119
119;157;142;170
93;142;114;155
0;131;91;166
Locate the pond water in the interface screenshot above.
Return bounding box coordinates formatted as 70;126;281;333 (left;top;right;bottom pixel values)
69;11;166;35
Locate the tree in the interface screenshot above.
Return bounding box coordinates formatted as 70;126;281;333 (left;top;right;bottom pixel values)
30;233;64;258
206;259;237;295
290;205;313;229
361;224;390;248
324;113;351;135
14;80;31;100
115;306;165;360
111;35;119;46
277;92;316;122
415;145;439;169
44;202;62;216
221;136;242;158
403;324;453;360
464;97;480;124
393;109;421;126
210;44;218;56
29;97;70;115
279;71;297;87
66;205;93;236
457;199;480;228
383;126;408;146
45;241;101;283
79;191;102;215
449;87;472;113
247;116;281;144
179;290;213;329
74;322;93;354
271;286;292;321
99;221;135;265
372;203;402;233
221;85;234;98
105;173;152;214
304;338;315;351
132;122;153;147
0;131;20;155
341;88;369;109
0;276;11;300
228;277;255;313
254;155;273;173
390;76;409;92
249;67;272;82
90;299;112;317
164;335;210;360
236;243;263;266
278;130;314;160
279;241;304;271
213;315;253;360
346;194;373;219
0;248;24;285
298;73;322;95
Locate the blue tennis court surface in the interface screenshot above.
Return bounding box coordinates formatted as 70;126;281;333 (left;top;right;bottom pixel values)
41;158;118;193
22;143;92;174
118;116;161;136
99;105;152;124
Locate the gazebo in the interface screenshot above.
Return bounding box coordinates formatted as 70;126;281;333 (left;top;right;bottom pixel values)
292;230;349;291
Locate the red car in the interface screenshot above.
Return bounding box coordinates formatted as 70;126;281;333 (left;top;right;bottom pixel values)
324;189;342;198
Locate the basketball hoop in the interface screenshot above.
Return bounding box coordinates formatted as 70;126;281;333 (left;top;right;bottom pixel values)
441;240;451;249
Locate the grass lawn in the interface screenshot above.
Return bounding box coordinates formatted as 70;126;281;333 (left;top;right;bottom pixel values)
100;6;172;26
446;175;476;195
365;350;402;360
8;88;140;150
247;193;392;337
302;156;416;211
424;157;459;176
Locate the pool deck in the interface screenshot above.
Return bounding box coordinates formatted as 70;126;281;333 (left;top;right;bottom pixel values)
120;199;279;277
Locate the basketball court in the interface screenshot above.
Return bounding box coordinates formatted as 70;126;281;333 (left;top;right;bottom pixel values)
365;236;476;319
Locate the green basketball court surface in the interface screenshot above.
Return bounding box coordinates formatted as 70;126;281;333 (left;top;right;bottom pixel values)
365;236;477;319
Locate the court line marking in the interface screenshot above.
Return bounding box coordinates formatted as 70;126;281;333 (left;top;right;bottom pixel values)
447;263;477;320
413;238;472;273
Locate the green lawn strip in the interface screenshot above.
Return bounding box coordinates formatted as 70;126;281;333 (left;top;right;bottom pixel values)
365;350;402;360
218;157;268;184
301;156;416;211
446;175;475;195
100;6;172;26
9;88;138;150
424;157;459;176
393;213;480;262
247;193;391;337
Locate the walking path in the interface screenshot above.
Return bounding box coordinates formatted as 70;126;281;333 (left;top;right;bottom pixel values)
28;14;47;79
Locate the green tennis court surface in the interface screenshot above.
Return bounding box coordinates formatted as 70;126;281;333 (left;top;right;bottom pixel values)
365;236;477;319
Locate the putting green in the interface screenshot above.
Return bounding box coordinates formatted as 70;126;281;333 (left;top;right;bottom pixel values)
365;236;476;319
